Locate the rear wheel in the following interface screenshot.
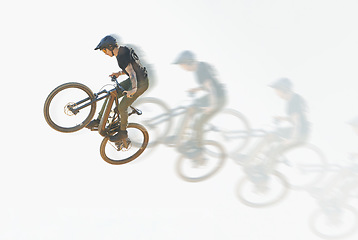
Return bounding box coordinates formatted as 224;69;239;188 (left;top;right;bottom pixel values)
176;140;226;182
236;170;289;208
100;123;149;165
44;82;96;133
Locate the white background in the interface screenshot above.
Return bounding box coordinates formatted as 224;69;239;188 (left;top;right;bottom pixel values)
1;0;358;239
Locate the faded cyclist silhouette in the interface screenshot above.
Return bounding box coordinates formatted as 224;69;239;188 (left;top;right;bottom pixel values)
306;117;358;239
234;78;326;207
130;51;251;181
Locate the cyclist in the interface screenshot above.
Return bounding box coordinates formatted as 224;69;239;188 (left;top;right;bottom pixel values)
87;35;149;142
266;78;310;158
235;78;310;163
173;50;227;155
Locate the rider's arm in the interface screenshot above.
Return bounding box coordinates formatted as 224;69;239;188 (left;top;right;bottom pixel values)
125;63;137;90
110;71;126;78
122;63;137;98
274;116;290;122
188;86;204;92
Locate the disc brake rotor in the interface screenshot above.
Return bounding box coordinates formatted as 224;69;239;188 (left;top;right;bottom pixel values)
64;102;76;116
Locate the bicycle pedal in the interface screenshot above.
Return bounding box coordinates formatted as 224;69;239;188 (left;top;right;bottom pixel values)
119;138;131;150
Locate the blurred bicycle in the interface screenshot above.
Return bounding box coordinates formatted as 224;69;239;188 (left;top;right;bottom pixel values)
234;120;326;207
130;92;249;181
308;157;358;239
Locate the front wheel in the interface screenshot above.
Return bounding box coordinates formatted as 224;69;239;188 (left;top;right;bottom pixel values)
100;123;149;165
44;82;96;133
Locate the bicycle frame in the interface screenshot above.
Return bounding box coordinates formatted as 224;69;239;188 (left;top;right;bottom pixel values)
65;86;116;136
166;105;251;148
68;77;141;137
240;128;310;175
97;88;119;137
146;105;188;127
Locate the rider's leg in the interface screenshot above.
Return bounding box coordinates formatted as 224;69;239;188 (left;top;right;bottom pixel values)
267;140;304;168
86;79;130;129
110;78;149;142
243;132;276;163
193;96;226;148
172;106;196;144
266;131;308;168
193;107;219;148
118;81;149;130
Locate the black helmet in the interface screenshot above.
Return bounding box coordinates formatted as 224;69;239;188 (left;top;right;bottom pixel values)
173;50;196;65
94;35;117;50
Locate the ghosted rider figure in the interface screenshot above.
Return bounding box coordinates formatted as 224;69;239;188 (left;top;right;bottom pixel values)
87;35;149;142
266;78;310;160
173;51;227;153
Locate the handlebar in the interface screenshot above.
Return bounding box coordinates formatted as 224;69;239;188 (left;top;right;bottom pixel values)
111;76;126;95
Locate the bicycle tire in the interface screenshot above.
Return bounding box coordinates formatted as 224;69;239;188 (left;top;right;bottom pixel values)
309;204;358;239
176;140;226;182
44;82;96;133
277;143;327;190
236;170;289;208
100;123;149;165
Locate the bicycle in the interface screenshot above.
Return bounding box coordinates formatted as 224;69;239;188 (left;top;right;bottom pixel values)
234;123;326;207
130;94;251;151
129;94;238;182
43;76;149;165
307;160;358;239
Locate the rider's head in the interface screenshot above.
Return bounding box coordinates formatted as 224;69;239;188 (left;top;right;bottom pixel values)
94;35;119;57
269;78;293;100
173;50;197;71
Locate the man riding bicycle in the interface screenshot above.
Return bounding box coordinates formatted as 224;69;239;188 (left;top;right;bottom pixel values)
266;78;310;159
235;78;310;164
87;35;149;142
173;51;227;154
